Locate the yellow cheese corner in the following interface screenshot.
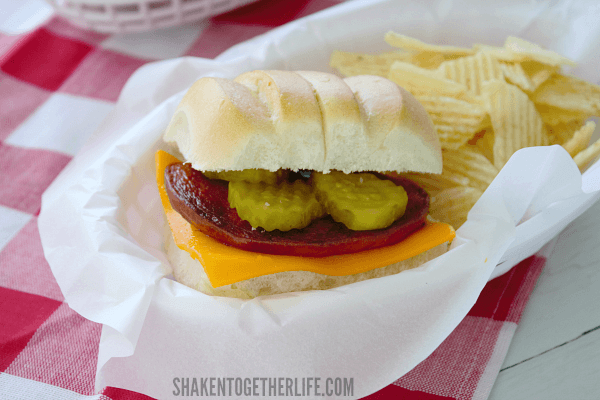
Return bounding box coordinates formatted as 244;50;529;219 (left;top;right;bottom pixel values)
156;150;455;288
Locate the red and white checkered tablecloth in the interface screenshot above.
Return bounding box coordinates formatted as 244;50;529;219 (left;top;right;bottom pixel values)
0;0;553;398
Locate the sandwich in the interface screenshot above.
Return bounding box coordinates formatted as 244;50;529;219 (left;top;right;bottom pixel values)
156;70;456;299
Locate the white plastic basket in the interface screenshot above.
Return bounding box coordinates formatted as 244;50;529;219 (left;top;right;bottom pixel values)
46;0;259;33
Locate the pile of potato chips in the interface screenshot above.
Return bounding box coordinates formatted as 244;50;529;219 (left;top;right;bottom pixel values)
330;33;600;228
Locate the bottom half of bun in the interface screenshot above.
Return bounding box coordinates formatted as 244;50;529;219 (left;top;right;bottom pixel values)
166;232;450;299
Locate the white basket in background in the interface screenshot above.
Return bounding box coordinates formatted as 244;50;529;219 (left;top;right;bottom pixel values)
46;0;259;33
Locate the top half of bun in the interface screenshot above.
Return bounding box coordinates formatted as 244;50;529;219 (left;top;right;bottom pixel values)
163;70;442;174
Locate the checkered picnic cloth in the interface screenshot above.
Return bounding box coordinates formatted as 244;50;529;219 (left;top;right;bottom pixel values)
0;1;551;398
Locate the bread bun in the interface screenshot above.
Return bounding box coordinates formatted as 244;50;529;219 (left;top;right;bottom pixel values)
164;70;442;174
166;230;450;299
234;70;325;171
344;75;443;173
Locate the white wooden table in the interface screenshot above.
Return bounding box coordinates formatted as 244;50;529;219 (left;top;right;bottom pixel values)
489;197;600;399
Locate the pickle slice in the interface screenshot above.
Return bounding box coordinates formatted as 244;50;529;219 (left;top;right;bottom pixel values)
204;169;284;184
228;180;325;232
313;171;408;230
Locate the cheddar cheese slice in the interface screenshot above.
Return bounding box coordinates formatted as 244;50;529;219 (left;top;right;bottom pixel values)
156;150;455;288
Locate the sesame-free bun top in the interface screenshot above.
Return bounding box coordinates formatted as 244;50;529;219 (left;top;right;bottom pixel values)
163;70;442;174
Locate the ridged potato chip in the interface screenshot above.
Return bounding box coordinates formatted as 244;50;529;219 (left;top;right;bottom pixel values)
407;52;449;69
400;147;498;199
437;51;504;95
429;186;483;229
503;36;576;67
394;171;470;196
547;119;591;145
330;50;413;77
472;44;516;62
521;61;558;91
537;104;590;126
474;37;575;67
468;130;495;164
442;147;499;192
388;61;469;97
385;32;474;56
409;52;473;70
482;80;549;169
500;62;535;92
574;138;600;172
562;121;596;157
416;95;490;149
531;74;600;114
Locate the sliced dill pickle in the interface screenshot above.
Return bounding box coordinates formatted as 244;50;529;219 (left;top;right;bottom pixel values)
312;171;408;230
228;180;325;232
204;169;284;184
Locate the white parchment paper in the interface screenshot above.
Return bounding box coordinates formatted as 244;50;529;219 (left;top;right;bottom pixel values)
38;0;600;398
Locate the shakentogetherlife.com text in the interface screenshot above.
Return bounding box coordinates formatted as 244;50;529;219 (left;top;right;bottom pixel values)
172;377;354;397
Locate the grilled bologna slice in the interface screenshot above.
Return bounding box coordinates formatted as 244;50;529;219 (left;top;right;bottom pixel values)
165;162;429;257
